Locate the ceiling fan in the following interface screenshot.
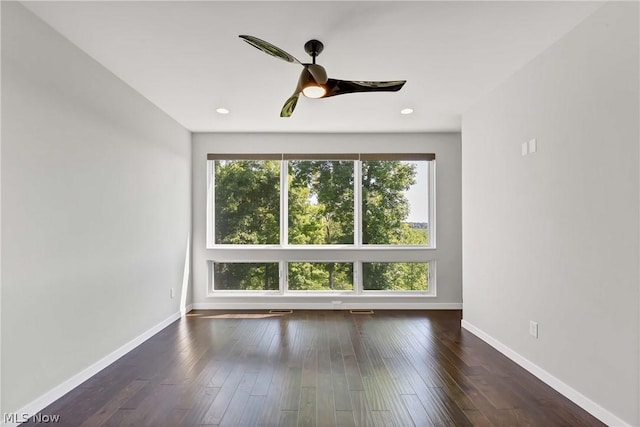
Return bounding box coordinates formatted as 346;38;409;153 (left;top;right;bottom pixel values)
239;35;407;117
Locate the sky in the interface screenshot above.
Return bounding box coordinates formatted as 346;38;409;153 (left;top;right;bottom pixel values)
404;161;429;223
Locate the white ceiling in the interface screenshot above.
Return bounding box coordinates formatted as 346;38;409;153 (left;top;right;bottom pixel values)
23;1;603;133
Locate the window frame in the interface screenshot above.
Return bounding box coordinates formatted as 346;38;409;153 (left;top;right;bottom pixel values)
208;260;435;296
207;153;436;250
206;153;436;296
285;260;357;293
209;260;282;294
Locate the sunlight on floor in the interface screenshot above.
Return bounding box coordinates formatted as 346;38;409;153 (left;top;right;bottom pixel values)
200;313;286;319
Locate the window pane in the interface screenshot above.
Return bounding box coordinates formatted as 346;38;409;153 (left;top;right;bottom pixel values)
288;262;354;291
362;262;429;291
288;160;354;245
362;160;429;245
214;160;280;244
213;262;279;291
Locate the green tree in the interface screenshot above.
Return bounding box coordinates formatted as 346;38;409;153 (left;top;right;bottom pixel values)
213;158;427;291
362;160;416;244
360;160;427;290
288;262;353;291
288;160;354;244
215;160;280;244
214;262;279;291
288;160;355;290
214;160;280;290
363;262;428;291
288;173;325;245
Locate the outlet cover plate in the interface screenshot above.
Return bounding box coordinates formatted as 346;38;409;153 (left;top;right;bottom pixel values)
529;320;539;338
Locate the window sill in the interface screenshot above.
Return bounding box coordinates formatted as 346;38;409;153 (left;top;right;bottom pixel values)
206;245;436;250
206;292;436;298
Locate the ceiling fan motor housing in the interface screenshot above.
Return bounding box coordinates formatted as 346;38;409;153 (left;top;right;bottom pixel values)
304;39;324;60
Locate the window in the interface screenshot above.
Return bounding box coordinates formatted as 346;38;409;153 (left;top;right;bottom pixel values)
288;159;354;245
361;156;430;245
212;262;279;291
211;156;280;245
362;262;429;291
207;153;435;295
210;261;431;293
288;262;354;291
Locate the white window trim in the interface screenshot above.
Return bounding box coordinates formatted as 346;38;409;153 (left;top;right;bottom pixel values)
207;158;436;249
206;159;215;248
206;154;437;297
208;260;436;297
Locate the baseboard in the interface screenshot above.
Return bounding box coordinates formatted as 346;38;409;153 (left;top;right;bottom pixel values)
2;308;189;427
461;320;630;427
182;303;194;316
193;302;462;310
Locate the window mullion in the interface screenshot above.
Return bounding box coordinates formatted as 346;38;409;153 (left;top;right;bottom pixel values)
280;260;286;295
429;160;436;248
354;160;361;248
281;160;288;294
282;160;288;247
206;160;215;247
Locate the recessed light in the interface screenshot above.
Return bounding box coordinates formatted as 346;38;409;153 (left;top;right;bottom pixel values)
216;108;230;115
400;108;414;115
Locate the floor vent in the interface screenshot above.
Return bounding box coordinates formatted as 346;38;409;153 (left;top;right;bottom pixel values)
349;309;374;315
269;309;293;314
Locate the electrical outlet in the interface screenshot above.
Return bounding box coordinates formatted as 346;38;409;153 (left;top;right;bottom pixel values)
529;320;538;338
529;138;537;153
170;288;175;299
521;142;528;156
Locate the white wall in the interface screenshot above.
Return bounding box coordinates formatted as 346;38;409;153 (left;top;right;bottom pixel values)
1;2;191;414
192;132;461;309
462;3;639;425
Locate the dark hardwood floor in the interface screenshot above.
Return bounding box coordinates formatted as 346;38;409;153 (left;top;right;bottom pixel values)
22;310;604;426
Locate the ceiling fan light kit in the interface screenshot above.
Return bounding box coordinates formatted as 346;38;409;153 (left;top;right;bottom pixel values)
302;84;326;99
239;35;406;117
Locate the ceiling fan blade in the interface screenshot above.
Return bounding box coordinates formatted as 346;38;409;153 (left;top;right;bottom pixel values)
239;35;301;65
281;93;300;117
323;79;406;98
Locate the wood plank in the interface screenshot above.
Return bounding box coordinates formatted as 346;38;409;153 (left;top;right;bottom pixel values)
350;390;374;427
335;410;356;427
281;366;303;411
201;364;245;424
236;395;266;426
218;372;258;426
176;387;220;425
78;379;146;427
298;386;317;427
279;410;298;427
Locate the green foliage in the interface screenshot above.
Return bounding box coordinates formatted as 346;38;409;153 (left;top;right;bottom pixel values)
360;161;428;290
288;161;354;244
214;160;280;244
363;262;428;291
362;161;415;244
288;262;353;291
213;158;428;291
287;175;325;244
214;263;279;291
